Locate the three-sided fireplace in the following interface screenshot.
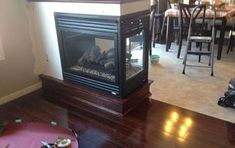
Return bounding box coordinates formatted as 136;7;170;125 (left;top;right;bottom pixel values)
55;11;150;98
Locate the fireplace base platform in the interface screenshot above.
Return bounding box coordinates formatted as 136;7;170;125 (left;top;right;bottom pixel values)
39;74;153;118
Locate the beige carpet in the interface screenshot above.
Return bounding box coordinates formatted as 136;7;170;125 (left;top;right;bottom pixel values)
149;43;235;123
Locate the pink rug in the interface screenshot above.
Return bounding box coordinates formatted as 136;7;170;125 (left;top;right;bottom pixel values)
0;122;78;148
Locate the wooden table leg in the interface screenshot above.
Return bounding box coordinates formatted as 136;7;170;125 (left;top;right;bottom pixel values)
217;18;227;60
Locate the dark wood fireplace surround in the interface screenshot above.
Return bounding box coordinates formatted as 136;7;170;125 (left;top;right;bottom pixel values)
35;0;153;119
40;74;152;118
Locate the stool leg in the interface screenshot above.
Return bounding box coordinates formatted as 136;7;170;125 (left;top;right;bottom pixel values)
207;42;211;51
177;30;183;58
183;40;191;74
199;43;202;62
211;41;215;76
208;43;211;66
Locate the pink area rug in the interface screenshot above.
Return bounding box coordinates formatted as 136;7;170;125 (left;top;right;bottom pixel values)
0;122;78;148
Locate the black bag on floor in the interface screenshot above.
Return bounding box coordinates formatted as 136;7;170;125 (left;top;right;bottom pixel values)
218;78;235;108
228;78;235;90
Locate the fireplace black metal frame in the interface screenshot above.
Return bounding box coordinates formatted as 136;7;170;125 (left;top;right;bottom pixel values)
55;10;150;98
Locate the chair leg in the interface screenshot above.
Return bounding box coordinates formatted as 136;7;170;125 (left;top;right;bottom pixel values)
198;43;202;62
166;17;173;52
209;54;211;67
182;40;191;74
183;41;191;64
214;28;218;44
207;42;211;51
165;16;170;51
208;43;211;66
160;15;166;39
210;41;215;76
230;35;235;52
152;18;156;48
177;32;183;58
231;38;235;52
159;15;166;44
227;31;232;54
176;31;180;45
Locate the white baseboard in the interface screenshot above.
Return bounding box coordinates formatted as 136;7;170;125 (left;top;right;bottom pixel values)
0;82;42;105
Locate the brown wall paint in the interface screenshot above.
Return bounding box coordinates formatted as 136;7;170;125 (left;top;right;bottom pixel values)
0;0;39;97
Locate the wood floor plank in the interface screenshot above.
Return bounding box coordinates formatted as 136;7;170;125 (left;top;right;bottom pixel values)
0;90;235;148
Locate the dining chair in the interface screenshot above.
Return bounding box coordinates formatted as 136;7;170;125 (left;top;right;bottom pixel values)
178;2;212;59
178;3;195;58
151;1;166;49
151;0;169;48
160;0;181;50
162;0;198;52
182;4;216;76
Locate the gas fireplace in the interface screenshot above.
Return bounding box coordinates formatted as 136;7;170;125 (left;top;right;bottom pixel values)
55;11;150;98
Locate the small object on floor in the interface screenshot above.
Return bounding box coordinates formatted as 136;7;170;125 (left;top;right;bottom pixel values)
228;78;235;90
4;144;9;148
15;117;22;124
40;141;55;148
150;55;160;65
50;121;57;127
218;78;235;108
218;97;229;107
55;137;72;148
0;122;78;147
218;90;235;108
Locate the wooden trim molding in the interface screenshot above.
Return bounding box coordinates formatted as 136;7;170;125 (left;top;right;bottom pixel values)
27;0;144;4
0;82;42;105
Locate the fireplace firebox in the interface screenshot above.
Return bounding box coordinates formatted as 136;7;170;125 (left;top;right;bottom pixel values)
55;11;150;98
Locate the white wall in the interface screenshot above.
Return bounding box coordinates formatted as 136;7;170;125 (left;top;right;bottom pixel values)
0;0;150;103
121;0;150;15
0;0;39;98
0;35;5;61
29;2;121;80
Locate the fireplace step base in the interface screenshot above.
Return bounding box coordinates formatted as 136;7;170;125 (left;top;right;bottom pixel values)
39;74;152;118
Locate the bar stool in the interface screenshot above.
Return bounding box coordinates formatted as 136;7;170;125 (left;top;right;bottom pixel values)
182;4;216;76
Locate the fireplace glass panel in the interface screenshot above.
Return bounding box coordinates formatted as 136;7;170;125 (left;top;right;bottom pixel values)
125;31;144;80
62;30;116;83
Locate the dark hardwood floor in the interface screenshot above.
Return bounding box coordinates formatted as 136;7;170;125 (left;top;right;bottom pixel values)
0;90;235;148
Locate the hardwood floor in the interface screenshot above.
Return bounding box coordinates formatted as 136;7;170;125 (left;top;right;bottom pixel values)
0;90;235;148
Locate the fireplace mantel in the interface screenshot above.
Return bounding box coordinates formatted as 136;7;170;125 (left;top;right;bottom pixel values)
28;0;144;4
